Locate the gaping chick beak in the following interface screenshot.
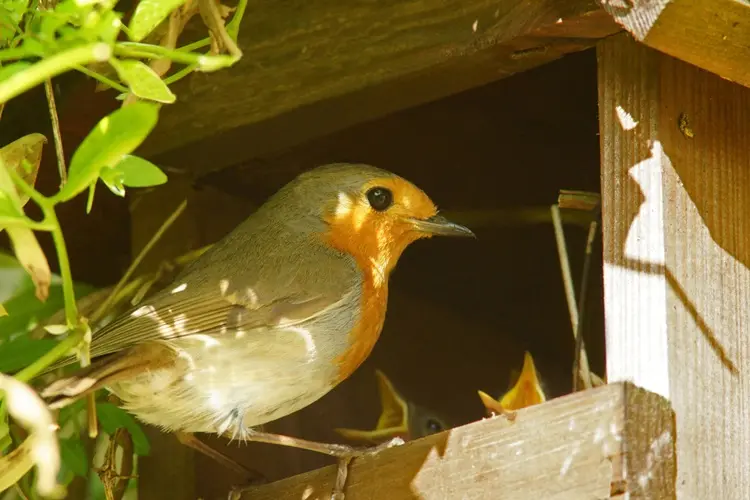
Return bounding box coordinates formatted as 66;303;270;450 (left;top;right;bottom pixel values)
409;214;474;237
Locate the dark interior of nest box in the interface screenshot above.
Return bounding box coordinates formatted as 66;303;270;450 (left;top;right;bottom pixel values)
171;49;606;497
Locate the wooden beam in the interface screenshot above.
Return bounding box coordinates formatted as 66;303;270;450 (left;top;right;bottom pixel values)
140;0;619;175
238;383;674;499
598;33;750;499
600;0;750;88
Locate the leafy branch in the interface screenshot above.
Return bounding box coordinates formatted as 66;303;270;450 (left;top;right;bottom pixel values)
0;0;247;496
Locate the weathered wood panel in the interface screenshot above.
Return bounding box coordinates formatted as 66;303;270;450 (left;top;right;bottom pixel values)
600;0;750;88
140;0;619;175
239;383;674;499
598;33;750;499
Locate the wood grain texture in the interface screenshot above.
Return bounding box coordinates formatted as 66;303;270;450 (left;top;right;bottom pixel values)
239;383;674;500
139;0;619;175
600;0;750;88
598;33;750;499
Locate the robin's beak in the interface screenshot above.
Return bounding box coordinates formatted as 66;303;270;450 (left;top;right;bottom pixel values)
409;214;474;237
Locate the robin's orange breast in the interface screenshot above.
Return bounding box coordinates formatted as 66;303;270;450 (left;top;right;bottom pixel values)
324;208;396;383
333;274;388;383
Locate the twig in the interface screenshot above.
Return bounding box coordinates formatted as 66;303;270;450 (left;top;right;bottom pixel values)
572;210;600;392
90;199;187;325
0;43;112;104
98;428;135;500
198;0;242;58
550;204;593;391
15;482;30;500
44;79;66;188
8;169;78;326
113;43;235;70
74;65;129;93
14;327;86;383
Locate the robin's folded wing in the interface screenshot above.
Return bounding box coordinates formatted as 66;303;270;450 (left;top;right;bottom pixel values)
45;284;353;372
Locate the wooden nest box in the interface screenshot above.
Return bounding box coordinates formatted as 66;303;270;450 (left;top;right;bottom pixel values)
51;0;750;498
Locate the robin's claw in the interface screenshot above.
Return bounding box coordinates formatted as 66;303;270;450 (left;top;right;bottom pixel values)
364;436;405;455
227;475;268;500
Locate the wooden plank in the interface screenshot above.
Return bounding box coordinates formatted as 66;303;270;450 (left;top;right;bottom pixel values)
139;0;619;175
238;383;675;499
600;0;750;88
598;33;750;499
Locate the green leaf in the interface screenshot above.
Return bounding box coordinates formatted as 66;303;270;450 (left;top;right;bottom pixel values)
55;102;159;203
111;59;175;103
86;182;96;213
128;0;187;42
0;156;51;301
0;250;33;302
117;155;167;187
0;1;27;43
0;277;95;342
98;166;125;197
96;403;150;455
57;399;85;428
5;227;51;302
0;133;47;206
0;336;57;373
91;10;122;44
58;438;88;482
99;155;167;197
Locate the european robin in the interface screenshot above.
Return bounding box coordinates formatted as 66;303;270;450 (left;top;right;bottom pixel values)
477;351;547;420
39;163;473;495
335;369;448;444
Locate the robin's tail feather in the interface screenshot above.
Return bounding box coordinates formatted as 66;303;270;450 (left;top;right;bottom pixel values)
41;346;172;409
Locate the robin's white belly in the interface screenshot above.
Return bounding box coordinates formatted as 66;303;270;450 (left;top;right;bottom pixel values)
108;329;343;434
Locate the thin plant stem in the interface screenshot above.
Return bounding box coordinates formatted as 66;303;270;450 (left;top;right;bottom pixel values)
551;206;578;330
550;204;593;391
90;199;187;324
9;169;78;328
198;0;241;58
177;39;210;53
114;43;235;69
14;327;84;383
0;216;54;231
47;208;77;327
162;63;198;85
225;0;247;41
73;64;129;93
44;79;66;187
0;47;31;62
0;43;112;104
573;208;601;392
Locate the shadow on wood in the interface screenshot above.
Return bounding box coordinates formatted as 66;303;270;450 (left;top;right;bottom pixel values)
238;382;675;499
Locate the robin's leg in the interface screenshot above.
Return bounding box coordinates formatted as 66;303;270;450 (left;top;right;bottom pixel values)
174;431;267;484
227;429;403;499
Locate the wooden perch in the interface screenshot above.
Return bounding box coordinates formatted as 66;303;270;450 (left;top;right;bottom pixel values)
140;0;620;175
600;0;750;89
239;383;675;499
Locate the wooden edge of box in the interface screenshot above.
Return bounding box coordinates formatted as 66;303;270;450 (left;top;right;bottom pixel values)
239;382;676;499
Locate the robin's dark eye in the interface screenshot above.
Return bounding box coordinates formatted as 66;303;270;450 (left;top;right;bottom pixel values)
366;187;393;211
425;418;443;433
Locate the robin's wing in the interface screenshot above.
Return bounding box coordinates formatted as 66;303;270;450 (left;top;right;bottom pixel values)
47;283;353;371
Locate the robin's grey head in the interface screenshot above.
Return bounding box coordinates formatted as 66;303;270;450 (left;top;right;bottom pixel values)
266;163;473;240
